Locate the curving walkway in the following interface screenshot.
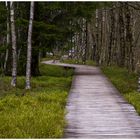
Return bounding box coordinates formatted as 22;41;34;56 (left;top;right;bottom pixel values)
43;60;140;138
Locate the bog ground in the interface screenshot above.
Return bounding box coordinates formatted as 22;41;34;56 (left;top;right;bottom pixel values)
0;64;73;138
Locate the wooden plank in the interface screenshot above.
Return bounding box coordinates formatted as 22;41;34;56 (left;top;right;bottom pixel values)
43;60;140;138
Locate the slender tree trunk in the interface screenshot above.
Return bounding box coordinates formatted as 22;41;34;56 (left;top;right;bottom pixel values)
10;2;17;87
95;9;99;65
119;4;125;67
125;3;134;72
101;9;106;65
87;21;95;60
84;19;88;63
25;2;34;89
4;2;10;73
108;9;114;66
99;10;103;65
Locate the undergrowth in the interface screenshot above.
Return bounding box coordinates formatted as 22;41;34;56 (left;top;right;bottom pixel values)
102;66;140;115
0;63;73;138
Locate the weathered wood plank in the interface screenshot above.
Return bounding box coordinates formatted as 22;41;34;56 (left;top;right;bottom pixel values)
43;60;140;138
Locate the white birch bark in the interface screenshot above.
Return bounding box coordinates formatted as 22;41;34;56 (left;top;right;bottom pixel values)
25;2;34;89
10;2;17;87
4;2;10;72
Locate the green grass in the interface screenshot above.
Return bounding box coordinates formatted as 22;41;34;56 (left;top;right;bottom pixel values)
61;59;79;64
41;55;60;62
0;63;73;138
41;55;54;61
40;63;74;77
86;60;96;66
62;59;96;66
102;66;140;115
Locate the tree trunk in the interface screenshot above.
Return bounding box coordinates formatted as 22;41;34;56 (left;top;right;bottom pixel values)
4;2;10;73
10;2;17;87
108;9;114;66
25;2;34;89
95;9;100;65
125;3;134;72
118;4;125;67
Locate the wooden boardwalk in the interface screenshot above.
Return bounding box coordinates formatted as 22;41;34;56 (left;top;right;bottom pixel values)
43;60;140;138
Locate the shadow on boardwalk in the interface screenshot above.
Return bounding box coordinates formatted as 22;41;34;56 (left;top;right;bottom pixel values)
42;60;140;138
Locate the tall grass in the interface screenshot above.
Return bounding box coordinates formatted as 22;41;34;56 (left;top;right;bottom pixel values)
102;66;140;115
0;64;73;138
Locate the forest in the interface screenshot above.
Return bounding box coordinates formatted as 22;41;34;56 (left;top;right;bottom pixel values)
0;1;140;138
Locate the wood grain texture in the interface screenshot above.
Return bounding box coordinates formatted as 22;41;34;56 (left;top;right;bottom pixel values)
43;60;140;138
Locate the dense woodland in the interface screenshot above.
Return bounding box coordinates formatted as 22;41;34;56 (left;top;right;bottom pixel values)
1;2;140;89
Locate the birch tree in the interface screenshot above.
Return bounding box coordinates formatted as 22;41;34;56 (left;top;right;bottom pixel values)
25;2;34;89
10;2;17;87
4;2;10;72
